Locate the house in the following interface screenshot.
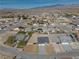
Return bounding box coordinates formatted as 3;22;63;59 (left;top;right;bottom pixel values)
13;28;20;31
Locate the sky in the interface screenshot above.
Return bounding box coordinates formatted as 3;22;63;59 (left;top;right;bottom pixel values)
0;0;79;9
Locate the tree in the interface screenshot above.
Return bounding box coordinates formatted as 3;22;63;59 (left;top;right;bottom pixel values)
17;31;26;34
17;15;21;20
28;32;33;37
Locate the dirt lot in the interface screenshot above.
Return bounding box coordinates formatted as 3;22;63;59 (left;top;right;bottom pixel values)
24;44;38;54
27;32;48;44
46;44;55;55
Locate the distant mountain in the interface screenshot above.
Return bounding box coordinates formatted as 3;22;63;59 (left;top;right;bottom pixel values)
28;4;78;9
30;4;64;9
0;4;79;16
0;4;79;10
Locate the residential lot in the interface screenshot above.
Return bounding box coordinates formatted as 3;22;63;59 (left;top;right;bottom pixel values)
0;11;79;59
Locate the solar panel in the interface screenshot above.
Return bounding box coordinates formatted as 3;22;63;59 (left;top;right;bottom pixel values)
37;37;49;44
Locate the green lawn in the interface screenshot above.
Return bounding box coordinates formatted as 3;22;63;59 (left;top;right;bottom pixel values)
6;36;16;46
17;40;26;48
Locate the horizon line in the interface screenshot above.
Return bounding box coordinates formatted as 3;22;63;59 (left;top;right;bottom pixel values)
0;4;79;9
